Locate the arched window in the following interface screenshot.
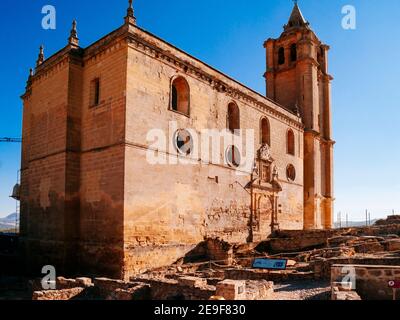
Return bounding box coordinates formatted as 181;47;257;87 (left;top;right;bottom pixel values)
227;102;240;133
287;129;295;156
278;47;285;65
260;117;271;146
290;44;297;62
170;77;190;115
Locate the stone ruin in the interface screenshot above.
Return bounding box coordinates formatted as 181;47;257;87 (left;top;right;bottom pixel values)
331;264;400;300
30;276;274;301
2;217;400;300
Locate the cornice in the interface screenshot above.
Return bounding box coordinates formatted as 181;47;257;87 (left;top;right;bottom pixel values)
318;71;334;82
22;47;84;99
21;23;305;130
35;46;83;74
322;138;336;146
296;56;320;68
304;128;321;137
305;129;335;145
83;25;128;61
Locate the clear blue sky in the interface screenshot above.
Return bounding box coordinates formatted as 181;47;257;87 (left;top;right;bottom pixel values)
0;0;399;221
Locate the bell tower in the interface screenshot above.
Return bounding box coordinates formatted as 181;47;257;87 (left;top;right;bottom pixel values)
264;2;334;229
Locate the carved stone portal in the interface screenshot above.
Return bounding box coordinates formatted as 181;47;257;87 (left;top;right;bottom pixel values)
250;144;283;239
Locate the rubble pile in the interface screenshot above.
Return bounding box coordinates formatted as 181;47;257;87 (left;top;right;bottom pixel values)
375;215;400;226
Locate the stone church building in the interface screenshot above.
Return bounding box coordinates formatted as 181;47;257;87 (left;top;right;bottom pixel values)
19;2;334;279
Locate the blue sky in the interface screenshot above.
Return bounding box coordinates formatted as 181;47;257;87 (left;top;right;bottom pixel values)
0;0;399;221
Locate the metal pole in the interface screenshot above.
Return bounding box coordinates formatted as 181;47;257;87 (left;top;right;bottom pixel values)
336;212;338;228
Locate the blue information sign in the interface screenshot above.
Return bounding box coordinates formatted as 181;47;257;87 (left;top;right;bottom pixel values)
252;258;288;270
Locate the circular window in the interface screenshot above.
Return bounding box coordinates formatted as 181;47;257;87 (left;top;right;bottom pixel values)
225;145;241;168
174;129;193;155
286;164;296;182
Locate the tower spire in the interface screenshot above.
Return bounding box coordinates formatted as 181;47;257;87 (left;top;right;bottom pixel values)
68;19;79;47
36;45;45;67
125;0;137;25
284;1;309;31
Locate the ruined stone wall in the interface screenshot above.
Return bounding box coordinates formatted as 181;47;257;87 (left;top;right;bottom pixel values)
33;287;85;300
331;264;400;300
225;268;314;282
138;278;216;300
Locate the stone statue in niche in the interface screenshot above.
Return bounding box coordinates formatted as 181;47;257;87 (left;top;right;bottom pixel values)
273;165;279;180
258;143;274;162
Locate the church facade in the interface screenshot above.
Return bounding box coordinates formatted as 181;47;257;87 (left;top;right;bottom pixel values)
19;2;334;279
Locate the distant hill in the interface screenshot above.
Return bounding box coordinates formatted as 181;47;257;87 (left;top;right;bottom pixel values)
334;219;378;228
0;212;19;231
335;215;400;228
3;212;19;221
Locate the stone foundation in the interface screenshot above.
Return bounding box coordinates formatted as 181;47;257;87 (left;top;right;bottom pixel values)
313;256;400;280
31;275;273;300
225;268;314;282
331;264;400;300
33;287;85;300
331;282;361;300
216;280;246;300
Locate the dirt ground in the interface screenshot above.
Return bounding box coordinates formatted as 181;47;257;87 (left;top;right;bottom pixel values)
272;280;331;300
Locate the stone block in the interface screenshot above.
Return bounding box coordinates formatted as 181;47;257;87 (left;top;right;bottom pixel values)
94;277;135;298
354;241;384;254
332;290;361;301
178;276;207;288
331;281;352;291
216;280;246;300
245;280;274;300
76;277;93;288
32;287;85;300
56;277;78;289
385;239;400;252
106;284;151;300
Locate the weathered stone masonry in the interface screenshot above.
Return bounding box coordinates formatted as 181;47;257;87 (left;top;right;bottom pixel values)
20;3;334;279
